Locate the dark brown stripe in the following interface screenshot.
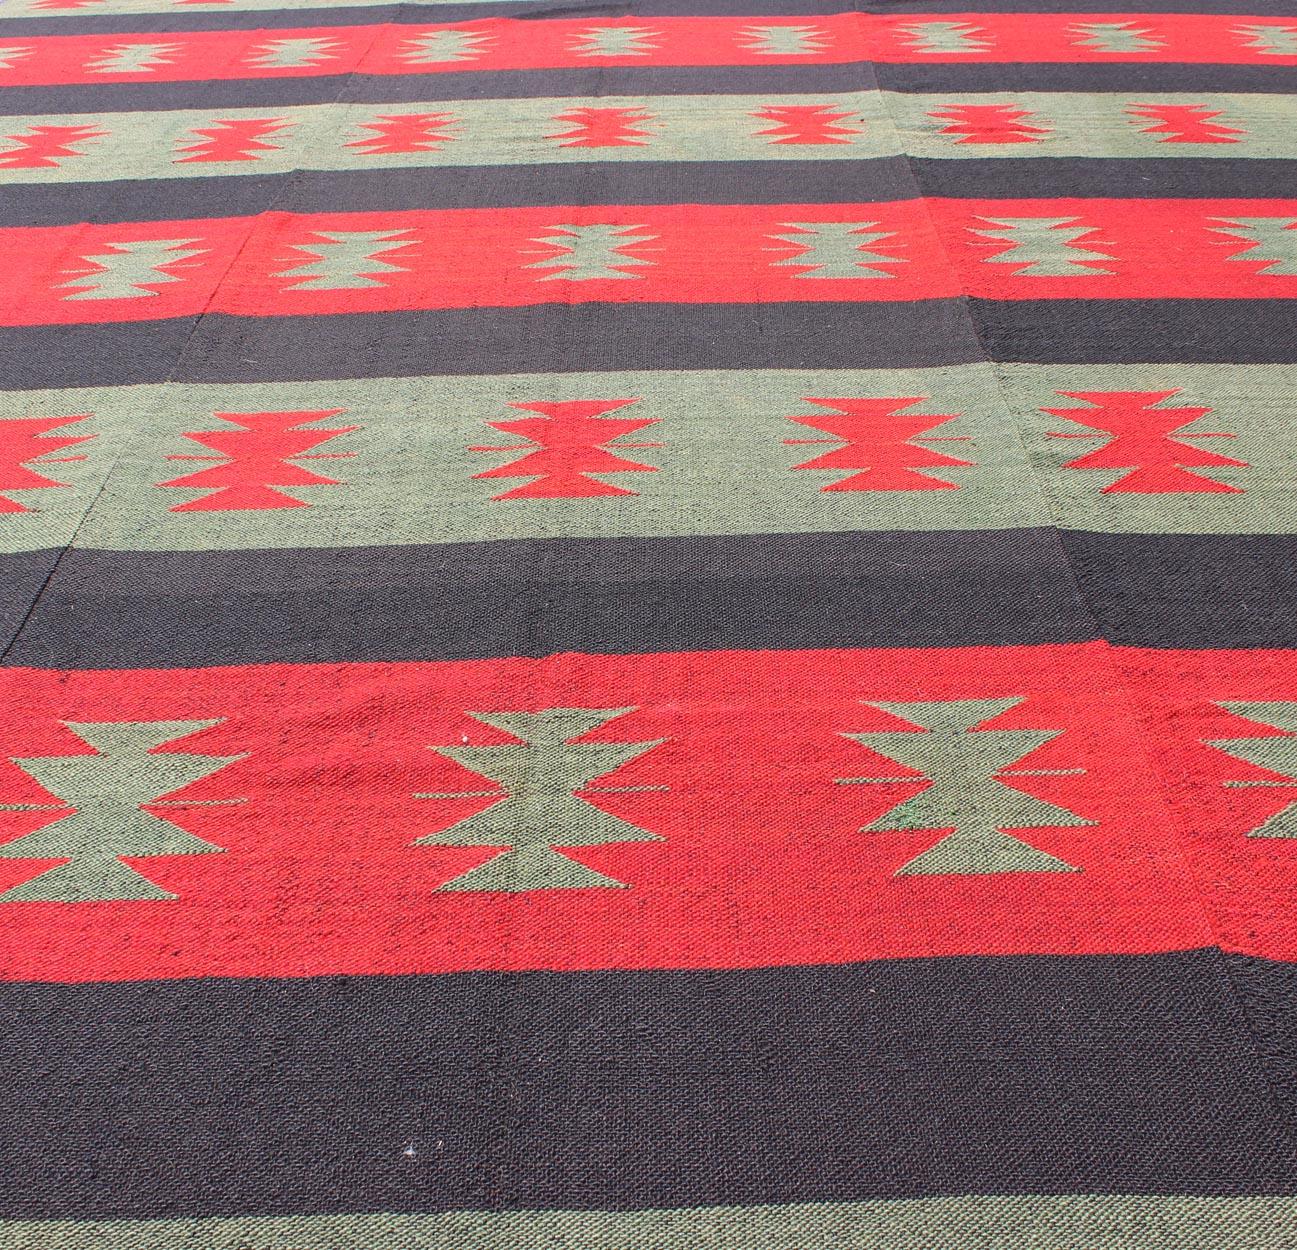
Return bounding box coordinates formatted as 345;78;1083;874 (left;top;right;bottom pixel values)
0;529;1093;668
10;159;1297;230
2;950;1294;1219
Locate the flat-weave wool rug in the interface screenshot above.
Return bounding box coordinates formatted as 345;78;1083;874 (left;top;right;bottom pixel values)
3;0;1297;1246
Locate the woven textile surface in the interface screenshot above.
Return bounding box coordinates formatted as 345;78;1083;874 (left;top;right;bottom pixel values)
2;0;1297;1245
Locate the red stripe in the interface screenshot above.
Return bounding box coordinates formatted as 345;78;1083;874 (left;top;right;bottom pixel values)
3;643;1295;984
872;12;1297;65
2;199;1294;327
1;13;1292;88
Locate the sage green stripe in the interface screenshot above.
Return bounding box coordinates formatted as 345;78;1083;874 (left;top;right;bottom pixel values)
0;94;894;186
889;91;1296;160
2;91;1293;188
3;1195;1296;1250
0;366;1050;553
5;364;1297;555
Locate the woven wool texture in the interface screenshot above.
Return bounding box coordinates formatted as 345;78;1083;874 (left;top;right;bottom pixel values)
2;0;1297;1246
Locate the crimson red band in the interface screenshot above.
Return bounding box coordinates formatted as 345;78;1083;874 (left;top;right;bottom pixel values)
3;198;1296;326
1;14;1294;89
1;643;1294;984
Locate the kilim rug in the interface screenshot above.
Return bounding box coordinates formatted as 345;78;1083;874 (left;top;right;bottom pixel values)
2;0;1297;1246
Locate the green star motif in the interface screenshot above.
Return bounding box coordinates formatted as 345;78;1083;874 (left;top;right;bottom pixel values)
415;707;667;891
1207;701;1297;838
837;698;1090;876
0;720;243;902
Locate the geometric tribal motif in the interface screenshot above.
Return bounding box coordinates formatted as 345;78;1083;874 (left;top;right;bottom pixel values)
770;222;905;278
0;47;33;74
1127;104;1243;144
1069;21;1163;52
569;27;660;57
784;397;970;491
897;21;991;54
0;720;242;902
573;27;664;56
470;400;659;500
525;224;658;280
413;708;666;891
752;104;862;145
837;698;1089;875
548;108;655;148
347;113;458;155
0;415;92;513
159;409;357;511
972;217;1113;276
176;117;293;163
246;37;339;69
87;42;179;74
1212;217;1297;276
738;25;830;55
929;103;1049;144
57;238;206;300
1234;24;1297;56
0;122;106;168
1043;390;1245;493
274;230;414;290
400;30;494;64
1206;702;1297;838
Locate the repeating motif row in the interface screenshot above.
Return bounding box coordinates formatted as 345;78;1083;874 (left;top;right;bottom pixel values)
2;365;1293;550
5;200;1297;327
0;389;1263;504
5;93;1297;186
0;646;1293;981
1;15;1294;87
2;694;1293;903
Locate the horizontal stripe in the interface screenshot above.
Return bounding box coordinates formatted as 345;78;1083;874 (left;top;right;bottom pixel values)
1;0;519;17
7;365;1045;554
0;91;903;186
0;643;1208;975
2;15;1295;90
10;159;1297;228
10;0;1297;24
4;92;1296;190
0;161;916;229
1228;951;1297;1120
0;301;984;391
0;529;1096;666
0;0;899;24
3;364;1297;558
871;0;1297;10
1061;531;1297;649
906;156;1297;200
6;199;963;327
8;1196;1297;1250
0;16;876;88
968;297;1297;363
876;62;1297;93
6;198;1297;328
13;292;1297;401
3;647;1297;972
0;2;918;42
0;73;366;118
6;298;1293;394
7;530;1297;664
0;549;60;658
1;953;1294;1213
0;66;874;115
5;63;1294;117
